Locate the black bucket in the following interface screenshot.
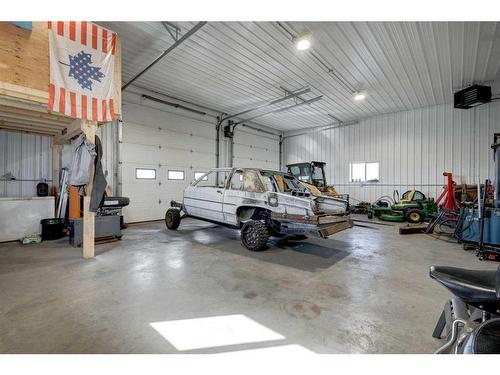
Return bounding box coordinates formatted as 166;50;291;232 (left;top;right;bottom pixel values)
40;218;67;240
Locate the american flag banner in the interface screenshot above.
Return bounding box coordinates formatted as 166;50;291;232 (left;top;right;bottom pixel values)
48;21;118;122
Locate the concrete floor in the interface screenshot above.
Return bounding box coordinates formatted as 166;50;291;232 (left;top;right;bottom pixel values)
0;215;497;354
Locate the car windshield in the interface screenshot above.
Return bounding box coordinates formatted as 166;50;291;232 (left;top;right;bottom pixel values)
260;171;308;194
288;164;312;183
311;165;325;188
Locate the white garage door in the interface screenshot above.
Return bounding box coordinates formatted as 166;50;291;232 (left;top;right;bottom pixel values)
121;100;216;223
233;127;280;170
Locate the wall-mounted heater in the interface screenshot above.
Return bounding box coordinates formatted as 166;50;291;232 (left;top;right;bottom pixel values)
454;85;492;109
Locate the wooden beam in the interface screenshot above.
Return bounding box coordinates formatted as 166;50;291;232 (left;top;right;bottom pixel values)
81;120;97;259
0;124;59;137
53;119;83;144
0;105;71;123
51;140;61;196
0;113;67;130
0;82;48;105
0;122;60;136
0;96;52;114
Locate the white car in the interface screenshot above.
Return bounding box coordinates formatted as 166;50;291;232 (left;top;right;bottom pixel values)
165;168;352;251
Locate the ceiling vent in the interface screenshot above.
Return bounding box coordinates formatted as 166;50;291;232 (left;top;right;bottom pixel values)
454;85;492;109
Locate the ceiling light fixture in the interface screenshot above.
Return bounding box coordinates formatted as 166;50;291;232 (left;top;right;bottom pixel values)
353;91;366;101
294;35;311;51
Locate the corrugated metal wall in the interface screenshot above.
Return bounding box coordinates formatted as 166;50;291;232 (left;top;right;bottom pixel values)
0;130;52;197
2;124;118;198
283;101;500;203
233;127;280;170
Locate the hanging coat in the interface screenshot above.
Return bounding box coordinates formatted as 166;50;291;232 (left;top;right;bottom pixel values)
90;135;108;212
68;134;96;187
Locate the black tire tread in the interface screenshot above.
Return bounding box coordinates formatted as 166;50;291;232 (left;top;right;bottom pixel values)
165;208;181;230
241;220;270;251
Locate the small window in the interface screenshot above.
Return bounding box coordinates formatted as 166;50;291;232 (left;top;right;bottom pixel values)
168;170;185;180
136;168;156;180
194;172;208;181
350;162;379;182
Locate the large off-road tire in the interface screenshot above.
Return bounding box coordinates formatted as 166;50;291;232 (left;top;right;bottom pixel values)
405;208;424;224
240;220;270;251
165;208;181;230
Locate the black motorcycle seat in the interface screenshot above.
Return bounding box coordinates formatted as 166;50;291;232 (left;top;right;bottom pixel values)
100;196;130;208
430;265;500;303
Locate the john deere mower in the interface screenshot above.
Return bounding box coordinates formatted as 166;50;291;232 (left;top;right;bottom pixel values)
368;189;438;223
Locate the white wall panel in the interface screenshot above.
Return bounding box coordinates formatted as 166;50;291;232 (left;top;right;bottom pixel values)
0;130;52;197
233;127;280;170
121;92;217;223
283;101;500;203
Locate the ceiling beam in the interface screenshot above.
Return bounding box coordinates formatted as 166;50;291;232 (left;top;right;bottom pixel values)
122;21;207;91
234;95;323;126
221;87;311;122
161;22;180;42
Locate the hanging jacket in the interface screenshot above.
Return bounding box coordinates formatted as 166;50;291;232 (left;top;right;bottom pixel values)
90;135;108;212
68;134;96;187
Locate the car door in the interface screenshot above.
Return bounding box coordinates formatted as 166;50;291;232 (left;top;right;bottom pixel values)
183;170;229;222
223;169;244;225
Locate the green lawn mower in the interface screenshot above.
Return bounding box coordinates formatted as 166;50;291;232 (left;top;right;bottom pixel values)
368;189;438;223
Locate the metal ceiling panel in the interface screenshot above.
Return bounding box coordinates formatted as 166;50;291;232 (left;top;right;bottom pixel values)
98;21;500;132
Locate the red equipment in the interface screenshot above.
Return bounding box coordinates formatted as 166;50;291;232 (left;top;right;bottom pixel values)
435;172;457;210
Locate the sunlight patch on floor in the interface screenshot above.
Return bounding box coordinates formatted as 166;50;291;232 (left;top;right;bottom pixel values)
150;314;285;351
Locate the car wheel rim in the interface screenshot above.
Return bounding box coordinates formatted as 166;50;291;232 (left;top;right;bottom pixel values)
167;213;172;225
243;226;257;246
410;213;419;221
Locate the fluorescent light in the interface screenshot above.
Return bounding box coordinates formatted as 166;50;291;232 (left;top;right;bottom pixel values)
353;91;366;101
150;314;285;351
294;35;311;51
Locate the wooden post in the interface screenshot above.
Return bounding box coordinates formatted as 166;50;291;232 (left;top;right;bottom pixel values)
51;140;61;196
81;120;97;259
